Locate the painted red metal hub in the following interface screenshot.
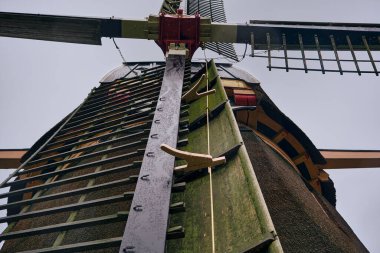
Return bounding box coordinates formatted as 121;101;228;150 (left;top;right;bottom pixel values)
156;10;201;58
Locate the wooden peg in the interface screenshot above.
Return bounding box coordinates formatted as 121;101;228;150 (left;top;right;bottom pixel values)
160;144;226;173
182;74;216;103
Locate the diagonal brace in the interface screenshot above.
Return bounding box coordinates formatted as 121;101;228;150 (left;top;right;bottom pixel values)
182;74;216;103
160;144;226;173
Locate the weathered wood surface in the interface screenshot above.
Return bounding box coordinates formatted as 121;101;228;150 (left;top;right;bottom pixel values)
119;54;186;253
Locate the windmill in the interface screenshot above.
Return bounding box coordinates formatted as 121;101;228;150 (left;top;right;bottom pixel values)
0;0;380;252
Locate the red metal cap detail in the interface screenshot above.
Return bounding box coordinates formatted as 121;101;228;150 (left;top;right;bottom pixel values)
156;13;201;58
234;94;257;106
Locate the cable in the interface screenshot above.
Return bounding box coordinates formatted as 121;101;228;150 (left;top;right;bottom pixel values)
112;38;134;72
203;48;216;253
112;38;127;63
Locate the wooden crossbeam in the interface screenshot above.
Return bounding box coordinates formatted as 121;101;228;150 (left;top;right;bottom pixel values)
321;150;380;169
0;149;28;169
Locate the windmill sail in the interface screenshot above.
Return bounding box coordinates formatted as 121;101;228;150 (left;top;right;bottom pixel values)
187;0;239;61
0;12;149;45
212;20;380;75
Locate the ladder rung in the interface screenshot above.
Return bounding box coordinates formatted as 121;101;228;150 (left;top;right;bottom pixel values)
9;151;143;187
0;212;129;241
38;129;147;158
0;161;142;199
0;177;133;211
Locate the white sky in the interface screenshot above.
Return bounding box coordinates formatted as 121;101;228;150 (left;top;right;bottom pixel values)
0;0;380;251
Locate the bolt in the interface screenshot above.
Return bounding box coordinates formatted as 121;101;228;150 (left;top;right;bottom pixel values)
140;174;150;181
133;205;143;212
123;246;135;253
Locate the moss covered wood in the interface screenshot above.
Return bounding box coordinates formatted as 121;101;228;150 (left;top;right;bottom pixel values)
167;60;283;253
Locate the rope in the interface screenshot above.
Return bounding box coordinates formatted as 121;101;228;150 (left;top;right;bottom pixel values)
112;38;127;63
112;38;134;73
193;43;249;63
203;49;216;253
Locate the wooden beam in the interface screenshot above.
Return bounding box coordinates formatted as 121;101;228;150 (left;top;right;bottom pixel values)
292;153;308;166
0;149;28;169
321;150;380;169
221;79;251;89
272;129;288;143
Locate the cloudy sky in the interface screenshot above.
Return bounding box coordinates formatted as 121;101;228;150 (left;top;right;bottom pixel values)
1;0;380;251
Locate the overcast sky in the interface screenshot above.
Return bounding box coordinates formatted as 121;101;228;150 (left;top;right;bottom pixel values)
1;0;380;251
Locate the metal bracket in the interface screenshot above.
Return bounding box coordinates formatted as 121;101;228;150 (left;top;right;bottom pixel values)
181;74;216;103
175;143;242;183
189;100;227;131
160;144;226;173
241;231;277;253
167;43;189;57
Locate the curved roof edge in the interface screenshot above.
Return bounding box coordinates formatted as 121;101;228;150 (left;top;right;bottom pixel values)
257;88;326;164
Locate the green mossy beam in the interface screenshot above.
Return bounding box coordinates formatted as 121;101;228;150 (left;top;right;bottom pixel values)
167;60;283;253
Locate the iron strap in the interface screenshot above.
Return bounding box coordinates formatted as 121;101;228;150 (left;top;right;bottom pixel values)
119;54;186;253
